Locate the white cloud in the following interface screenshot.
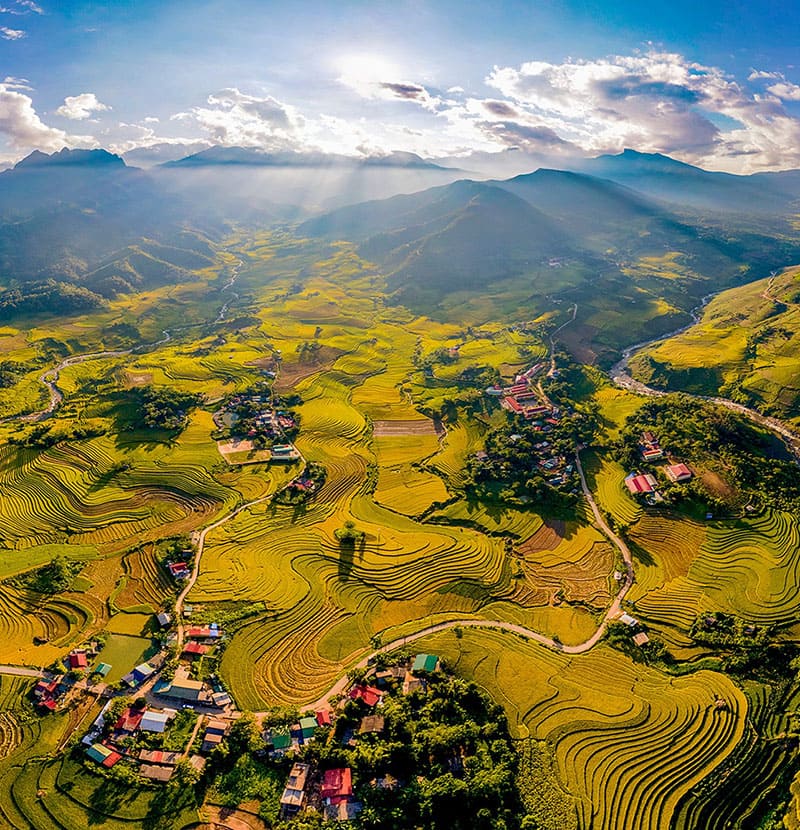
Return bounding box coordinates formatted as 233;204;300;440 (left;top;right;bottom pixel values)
483;51;800;172
55;92;110;120
748;69;783;81
0;26;24;39
0;81;95;162
766;81;800;101
0;0;43;13
143;116;159;123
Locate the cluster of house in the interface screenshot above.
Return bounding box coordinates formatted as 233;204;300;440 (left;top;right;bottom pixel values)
616;611;650;647
625;431;694;502
271;653;441;823
486;363;559;423
216;391;301;462
33;645;113;712
83;699;212;782
280;763;360;822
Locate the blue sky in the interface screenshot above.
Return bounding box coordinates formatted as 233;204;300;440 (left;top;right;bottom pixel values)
2;0;800;171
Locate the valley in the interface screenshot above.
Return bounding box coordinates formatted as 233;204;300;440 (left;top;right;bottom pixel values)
0;147;800;829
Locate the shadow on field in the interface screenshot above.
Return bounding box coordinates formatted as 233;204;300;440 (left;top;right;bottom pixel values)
338;537;366;580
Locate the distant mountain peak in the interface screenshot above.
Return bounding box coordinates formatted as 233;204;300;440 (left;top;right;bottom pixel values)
163;145;448;170
14;148;126;169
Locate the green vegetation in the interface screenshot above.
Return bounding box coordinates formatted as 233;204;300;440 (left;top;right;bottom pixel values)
613;394;800;512
128;385;204;432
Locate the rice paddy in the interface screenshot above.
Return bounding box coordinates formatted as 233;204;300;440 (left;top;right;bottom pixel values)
415;627;745;830
0;230;793;828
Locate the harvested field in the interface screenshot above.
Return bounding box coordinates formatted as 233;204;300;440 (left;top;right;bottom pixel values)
372;418;441;436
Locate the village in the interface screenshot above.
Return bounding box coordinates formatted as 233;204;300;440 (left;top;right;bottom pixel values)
29;620;444;825
624;429;694;505
214;384;302;465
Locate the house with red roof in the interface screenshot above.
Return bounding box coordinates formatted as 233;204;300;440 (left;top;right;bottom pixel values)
625;473;658;495
501;396;522;414
321;768;353;804
665;463;692;482
115;707;145;734
67;650;88;670
182;641;210;658
349;685;382;707
315;709;332;727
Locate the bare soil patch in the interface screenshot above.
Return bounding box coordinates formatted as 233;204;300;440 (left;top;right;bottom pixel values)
373;418;440;437
518;518;566;554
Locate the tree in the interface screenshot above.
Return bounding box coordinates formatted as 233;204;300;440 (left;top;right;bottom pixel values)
228;712;263;755
334;520;365;546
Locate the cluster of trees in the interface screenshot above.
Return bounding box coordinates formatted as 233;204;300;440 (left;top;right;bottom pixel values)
18;553;79;594
464;412;593;507
334;519;365;546
0;280;107;320
613;394;800;512
691;611;795;679
273;462;327;505
129;386;203;431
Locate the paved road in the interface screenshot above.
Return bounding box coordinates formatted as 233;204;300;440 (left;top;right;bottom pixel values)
0;664;44;678
3;258;244;425
175;493;274;648
287;448;634;713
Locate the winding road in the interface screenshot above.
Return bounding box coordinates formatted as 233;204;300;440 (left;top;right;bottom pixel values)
3;258;244;425
609;272;800;462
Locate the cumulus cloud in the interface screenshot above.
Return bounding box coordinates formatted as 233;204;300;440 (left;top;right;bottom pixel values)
766;81;800;101
0;80;95;161
55;92;110;120
174;87;306;149
0;26;24;39
483;51;800;172
0;0;43;13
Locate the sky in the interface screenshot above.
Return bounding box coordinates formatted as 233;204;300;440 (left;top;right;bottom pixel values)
2;0;800;172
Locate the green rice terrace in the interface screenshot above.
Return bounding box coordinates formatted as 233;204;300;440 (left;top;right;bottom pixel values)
1;230;800;829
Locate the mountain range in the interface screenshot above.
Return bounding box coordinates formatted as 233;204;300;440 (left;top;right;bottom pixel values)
3;145;800;360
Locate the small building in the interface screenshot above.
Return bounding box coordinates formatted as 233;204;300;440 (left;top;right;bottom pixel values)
632;632;650;647
140;710;173;734
188;754;206;774
665;463;692;483
316;709;332;727
168;562;191;579
140;764;174;782
349;685;382;707
156;612;172;627
298;716;317;742
201;719;228;753
115;707;145;734
321;767;353;804
412;654;439;674
270;726;292;754
139;749;181;766
402;672;424;695
133;663;156;684
182;642;210;659
359;715;385;735
34;678;59;699
280;762;310;815
212;691;232;708
94;662;112;678
163;678;204;702
185;625;223;640
619;613;639;627
625;473;658;495
86;743;122;768
68;651;88;670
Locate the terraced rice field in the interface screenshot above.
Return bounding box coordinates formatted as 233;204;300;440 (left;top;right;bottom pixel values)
519;517;614;608
416;627;746;830
632;509;800;631
583;452;642;526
